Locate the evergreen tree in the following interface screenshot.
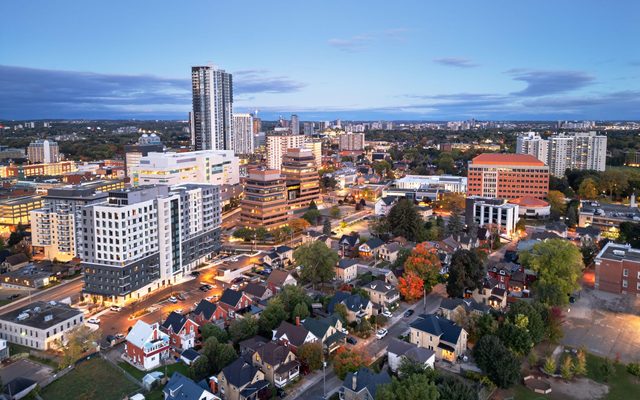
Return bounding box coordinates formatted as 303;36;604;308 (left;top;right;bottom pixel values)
323;218;332;235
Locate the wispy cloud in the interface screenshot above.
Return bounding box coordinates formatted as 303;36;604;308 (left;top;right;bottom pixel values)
0;65;304;119
433;57;479;68
507;69;595;96
327;34;373;53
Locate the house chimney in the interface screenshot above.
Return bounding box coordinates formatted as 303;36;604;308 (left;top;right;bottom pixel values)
352;373;357;390
296;316;300;326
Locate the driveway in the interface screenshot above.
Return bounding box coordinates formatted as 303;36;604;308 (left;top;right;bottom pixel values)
0;358;54;385
562;288;640;363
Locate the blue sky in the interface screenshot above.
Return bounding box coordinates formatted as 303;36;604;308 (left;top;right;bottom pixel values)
1;0;639;120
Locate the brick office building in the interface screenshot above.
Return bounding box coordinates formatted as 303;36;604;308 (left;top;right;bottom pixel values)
467;154;549;200
595;242;640;294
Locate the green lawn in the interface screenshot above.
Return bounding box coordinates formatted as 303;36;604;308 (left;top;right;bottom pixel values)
585;354;640;400
41;357;139;400
118;360;191;381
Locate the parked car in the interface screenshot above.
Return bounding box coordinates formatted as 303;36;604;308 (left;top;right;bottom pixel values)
404;309;414;318
168;296;178;303
8;294;20;300
346;336;358;345
382;310;393;318
199;285;209;292
115;333;125;340
110;305;122;312
340;328;348;335
176;293;186;301
375;328;388;339
174;309;183;314
191;271;201;277
87;317;101;325
205;296;215;302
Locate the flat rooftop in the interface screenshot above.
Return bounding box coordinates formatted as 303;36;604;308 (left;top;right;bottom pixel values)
0;301;82;330
471;153;546;167
597;243;640;264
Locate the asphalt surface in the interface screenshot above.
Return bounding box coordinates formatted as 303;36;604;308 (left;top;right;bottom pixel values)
0;277;84;314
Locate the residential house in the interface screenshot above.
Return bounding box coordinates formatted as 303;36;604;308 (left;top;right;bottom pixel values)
358;237;384;259
409;314;468;362
338;234;360;258
545;221;568;238
160;312;199;351
180;348;202;366
378;242;404;264
387;337;435;373
0;253;29;272
335;259;359;283
192;300;228;327
216;357;269;400
302;314;346;353
438;298;490;321
416;205;433;220
218;289;253;318
339;367;391;400
242;283;274;302
328;292;373;323
266;270;297;292
362;280;400;310
487;262;536;294
272;321;318;353
263;246;294;269
469;282;509;309
251;342;300;388
164;372;219;400
239;336;268;356
374;197;397;216
125;320;170;370
302;231;332;248
0;339;9;361
575;226;602;247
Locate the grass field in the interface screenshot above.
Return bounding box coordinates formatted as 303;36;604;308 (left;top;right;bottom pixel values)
41;357;139;400
118;360;191;381
585;354;640;400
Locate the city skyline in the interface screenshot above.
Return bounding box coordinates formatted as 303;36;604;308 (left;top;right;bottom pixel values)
1;0;639;120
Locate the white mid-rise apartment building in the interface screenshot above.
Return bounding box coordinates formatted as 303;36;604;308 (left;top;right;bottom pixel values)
305;139;323;168
81;184;221;304
266;134;307;170
516;132;548;164
232;113;254;155
130;150;239;187
338;132;365;151
27;139;60;164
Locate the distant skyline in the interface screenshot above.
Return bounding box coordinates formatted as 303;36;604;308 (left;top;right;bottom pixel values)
1;0;639;120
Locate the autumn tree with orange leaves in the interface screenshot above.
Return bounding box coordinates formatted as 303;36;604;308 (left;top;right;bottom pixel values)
333;347;368;379
403;243;442;292
398;272;424;301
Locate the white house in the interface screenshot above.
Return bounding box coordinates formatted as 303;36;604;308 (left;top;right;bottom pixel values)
374;197;397;216
387;338;435;373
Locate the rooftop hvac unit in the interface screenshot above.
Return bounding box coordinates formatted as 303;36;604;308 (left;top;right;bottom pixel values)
613;250;626;256
44;314;53;322
17;313;29;321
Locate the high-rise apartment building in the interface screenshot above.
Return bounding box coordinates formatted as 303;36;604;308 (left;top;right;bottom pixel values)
338;132;365;151
266;134;306;170
515;132;548;164
130;150;239;187
303;122;314;136
290;114;300;136
31;186;109;261
547;135;574;177
281;148;321;210
304;139;323;168
240;169;289;231
191;65;233;151
467;154;549;199
82;184;221;304
232;113;254;155
27;139;60;164
252;116;262;134
571;132;607;172
124;134;164;178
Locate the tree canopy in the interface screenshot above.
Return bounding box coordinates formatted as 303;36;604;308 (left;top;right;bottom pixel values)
404;243;441;292
295;241;338;288
386;198;427;242
473;335;520;388
376;374;439;400
446;249;485;298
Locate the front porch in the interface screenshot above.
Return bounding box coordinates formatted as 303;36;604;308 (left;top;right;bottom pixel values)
274;361;300;388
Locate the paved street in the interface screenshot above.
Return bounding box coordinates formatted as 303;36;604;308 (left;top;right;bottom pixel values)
0;277;84;314
296;285;446;400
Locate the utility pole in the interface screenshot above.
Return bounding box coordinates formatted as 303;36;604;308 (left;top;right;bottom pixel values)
322;351;327;400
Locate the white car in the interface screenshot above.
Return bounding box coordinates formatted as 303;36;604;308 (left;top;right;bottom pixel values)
174;309;183;314
168;296;178;304
87;317;101;325
375;328;388;340
115;333;125;340
381;310;393;318
110;305;122;312
340;328;348;335
205;296;214;301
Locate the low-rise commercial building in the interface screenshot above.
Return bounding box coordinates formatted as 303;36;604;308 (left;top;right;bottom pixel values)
595;242;640;294
467;154;549;199
465;196;519;237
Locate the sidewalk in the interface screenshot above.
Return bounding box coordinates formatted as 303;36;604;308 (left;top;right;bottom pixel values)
284;369;325;400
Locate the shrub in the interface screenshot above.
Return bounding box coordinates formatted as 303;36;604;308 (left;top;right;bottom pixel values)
627;363;640;377
543;357;557;375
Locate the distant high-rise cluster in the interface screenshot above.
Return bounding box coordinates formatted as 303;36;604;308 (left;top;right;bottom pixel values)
27;139;60;164
232;113;254;155
191;65;233;152
516;131;607;177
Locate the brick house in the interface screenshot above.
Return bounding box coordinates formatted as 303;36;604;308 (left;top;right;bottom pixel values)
218;289;253;318
192;299;228;326
125;320;170;370
161;311;199;351
272;320;318;354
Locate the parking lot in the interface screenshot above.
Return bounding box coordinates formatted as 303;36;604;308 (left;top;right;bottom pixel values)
0;358;54;385
562;288;640;363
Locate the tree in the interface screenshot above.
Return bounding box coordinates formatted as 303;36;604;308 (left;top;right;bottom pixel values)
446;212;464;236
506;301;545;345
255;227;268;242
200;323;229;343
618;221;640;247
191;356;211;380
547;190;567;218
392;248;412;271
202;337;220;366
213;343;238;373
519;239;584;306
334;303;348;323
329;205;341;219
302;209;322;225
333;348;367;379
278;285;313;315
437;374;477;400
233;227;255;241
578;178;598;199
373;160;392;176
323;218;332;235
308;200;318;210
497;322;532;355
545;306;565;343
436;192;466;213
543;357;556;375
403;243;441;291
397;357;436;378
471;313;497;340
574;347;587;376
298;342;323;371
473;335;521;388
600;358;614;382
566;203;579;227
292;302;310;321
376;374;439;400
446;249;484;298
228;316;258;343
560;356;574;379
59;325;101;368
398;272;424;301
259;298;288;334
290;218;311;232
387;199;426;242
295;241;338;289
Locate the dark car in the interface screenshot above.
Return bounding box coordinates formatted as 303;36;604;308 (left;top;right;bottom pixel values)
199;285;210;291
191;271;201;277
404;309;414;318
346;336;358;345
8;294;20;300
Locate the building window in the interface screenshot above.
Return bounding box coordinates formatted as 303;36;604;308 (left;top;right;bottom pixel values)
623;269;629;277
622;280;628;288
